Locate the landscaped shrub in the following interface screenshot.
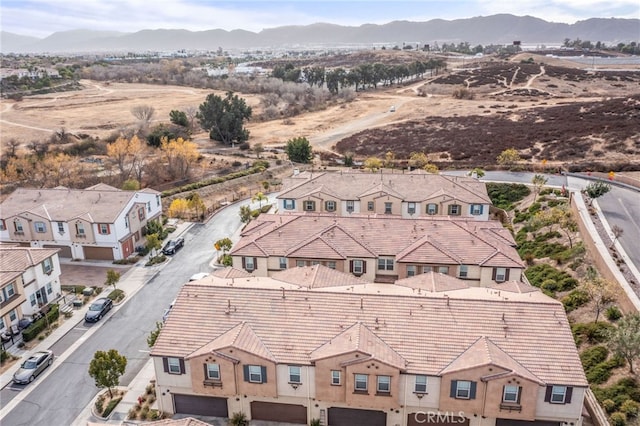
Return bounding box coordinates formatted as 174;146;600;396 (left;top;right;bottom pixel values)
587;363;614;384
606;306;623;321
525;264;578;293
108;289;125;303
102;397;122;417
486;183;531;210
22;304;60;342
572;321;615;345
610;412;627;426
621;399;640;417
0;349;8;363
581;345;608;371
562;289;591;312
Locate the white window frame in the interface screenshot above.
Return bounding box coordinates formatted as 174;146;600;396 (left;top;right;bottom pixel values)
415;375;427;393
76;222;85;235
304;200;315;211
503;385;519;403
244;257;255;271
57;222;64;233
46;282;52;294
248;365;262;383
423;266;433;273
284;199;295;210
427;203;438;215
326;261;336;269
289;366;301;383
43;258;52;274
352;259;364;274
367;201;374;211
346;200;355;213
471;204;483;215
550;386;566;404
206;363;221;380
438;266;449;274
325;200;336;212
167;357;181;374
30;294;37;307
459;265;468;278
0;220;5;231
9;309;17;322
407;265;416;277
99;223;109;234
34;221;46;233
384;202;392;214
296;260;306;267
355;374;368;391
456;380;471;399
14;220;23;232
408;202;416;214
495;267;507;282
377;258;394;271
6;283;15;298
449;204;461;215
331;370;341;385
377;375;391;393
279;257;287;269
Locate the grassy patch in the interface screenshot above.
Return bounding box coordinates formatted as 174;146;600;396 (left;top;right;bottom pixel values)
486;183;531;210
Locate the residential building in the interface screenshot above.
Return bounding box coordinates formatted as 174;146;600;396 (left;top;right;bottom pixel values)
277;170;491;220
151;267;587;426
230;213;524;286
0;246;62;334
0;184;162;260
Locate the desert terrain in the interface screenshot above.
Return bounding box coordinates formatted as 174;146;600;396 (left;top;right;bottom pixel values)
1;53;639;171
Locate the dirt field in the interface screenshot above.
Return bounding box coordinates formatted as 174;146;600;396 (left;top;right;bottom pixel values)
1;53;639;167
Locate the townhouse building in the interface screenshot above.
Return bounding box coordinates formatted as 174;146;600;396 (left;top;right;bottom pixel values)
0;184;162;261
0;246;62;335
151;267;587;426
229;213;524;286
277;170;491;220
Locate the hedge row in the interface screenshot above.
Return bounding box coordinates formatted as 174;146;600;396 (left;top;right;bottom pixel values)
22;304;60;342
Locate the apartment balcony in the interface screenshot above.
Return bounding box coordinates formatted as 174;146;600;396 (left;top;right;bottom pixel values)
499;402;522;413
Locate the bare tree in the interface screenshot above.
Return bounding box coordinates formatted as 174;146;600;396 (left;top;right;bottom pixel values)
610;225;624;249
131;105;155;131
5;139;20;158
184;106;198;132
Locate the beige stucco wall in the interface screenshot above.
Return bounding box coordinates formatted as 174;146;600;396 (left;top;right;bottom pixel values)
276;364;316;398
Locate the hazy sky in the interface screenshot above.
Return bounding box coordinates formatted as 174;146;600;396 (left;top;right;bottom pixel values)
3;0;639;38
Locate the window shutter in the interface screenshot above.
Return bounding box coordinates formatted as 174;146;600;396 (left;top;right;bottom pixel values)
349;260;354;273
362;261;367;274
162;357;169;373
479;205;484;214
517;386;522;403
243;365;250;382
292;200;296;209
253;258;257;270
450;380;457;398
505;269;510;281
544;385;552;402
179;358;185;375
107;224;111;234
261;366;267;383
242;257;246;269
435;205;439;214
492;268;497;280
565;387;573;404
470;381;477;399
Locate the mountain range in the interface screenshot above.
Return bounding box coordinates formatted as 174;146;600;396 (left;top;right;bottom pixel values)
2;14;638;54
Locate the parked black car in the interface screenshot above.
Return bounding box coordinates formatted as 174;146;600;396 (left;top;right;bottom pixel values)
85;297;113;322
162;237;185;255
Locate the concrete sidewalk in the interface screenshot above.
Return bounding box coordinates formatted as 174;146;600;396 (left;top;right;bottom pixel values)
1;221;193;425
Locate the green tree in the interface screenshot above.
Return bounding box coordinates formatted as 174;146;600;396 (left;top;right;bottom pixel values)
468;168;485;178
607;313;640;373
147;321;163;348
169;110;189;127
285;137;313;163
239;205;252;223
197;91;252;145
409;152;429;169
583;181;611;205
497;148;521;168
531;174;548;201
252;192;268;208
88;349;127;398
145;233;162;258
121;179;140;190
583;277;618;323
253;143;264;159
214;237;233;254
186;192;206;220
105;269;121;290
423;163;439;174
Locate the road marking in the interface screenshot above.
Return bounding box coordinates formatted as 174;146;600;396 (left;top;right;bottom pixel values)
138;350;151;353
618;197;640;235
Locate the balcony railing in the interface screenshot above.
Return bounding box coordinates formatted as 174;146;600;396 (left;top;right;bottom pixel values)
203;379;223;388
499;402;522;413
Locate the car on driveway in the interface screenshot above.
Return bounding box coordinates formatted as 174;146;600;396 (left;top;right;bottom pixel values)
13;350;54;384
85;297;113;322
162;237;185;255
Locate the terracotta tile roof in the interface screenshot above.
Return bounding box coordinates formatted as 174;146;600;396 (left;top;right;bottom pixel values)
230;213;524;269
211;267;254;279
278;170;490;204
0;186;157;224
0;247;59;284
394;272;471;292
490;280;540;294
439;336;544;385
152;278;587;386
272;265;369;288
187;322;276;362
310;322;407;370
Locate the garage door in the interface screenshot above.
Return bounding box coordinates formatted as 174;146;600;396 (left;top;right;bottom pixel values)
43;244;72;258
82;246;114;260
328;407;386;426
251;401;307;424
173;394;228;417
496;420;560;426
408;413;470;426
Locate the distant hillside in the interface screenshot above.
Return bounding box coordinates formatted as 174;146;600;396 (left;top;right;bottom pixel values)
1;14;638;54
